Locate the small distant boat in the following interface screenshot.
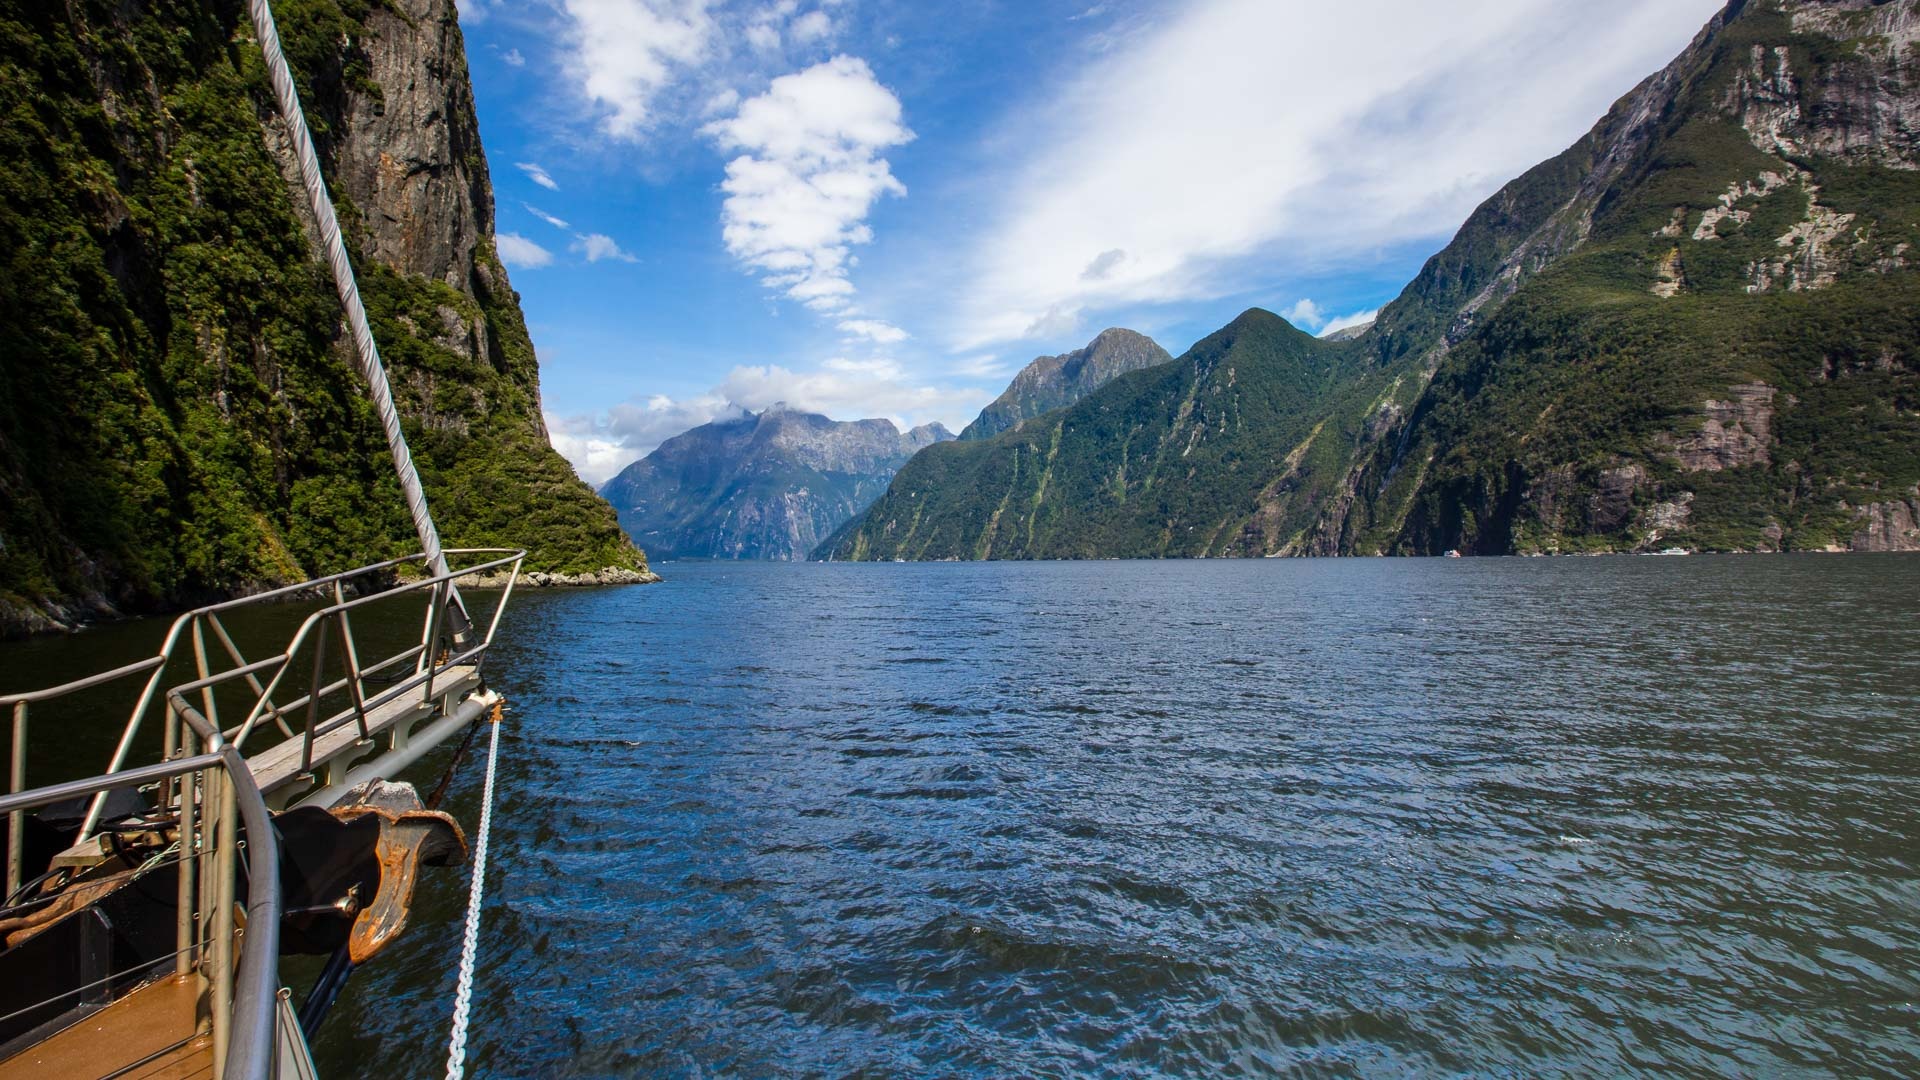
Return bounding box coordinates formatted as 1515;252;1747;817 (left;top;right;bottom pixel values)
1658;547;1691;556
1444;549;1463;559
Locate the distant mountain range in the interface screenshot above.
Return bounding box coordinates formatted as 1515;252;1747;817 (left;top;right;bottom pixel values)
600;406;951;560
609;328;1171;560
823;0;1920;560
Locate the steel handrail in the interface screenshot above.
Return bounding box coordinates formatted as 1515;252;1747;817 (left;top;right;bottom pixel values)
220;552;523;750
0;744;280;1080
0;752;225;816
0;550;519;862
0;656;166;708
0;548;517;706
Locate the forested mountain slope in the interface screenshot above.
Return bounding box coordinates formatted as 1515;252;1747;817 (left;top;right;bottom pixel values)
0;0;649;635
959;329;1172;440
827;0;1920;561
1323;0;1920;555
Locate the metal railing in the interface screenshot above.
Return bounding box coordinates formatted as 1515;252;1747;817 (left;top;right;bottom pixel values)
1;549;523;896
0;746;279;1079
0;549;524;1077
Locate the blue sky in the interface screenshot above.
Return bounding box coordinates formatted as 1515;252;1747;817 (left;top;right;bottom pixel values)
453;0;1725;484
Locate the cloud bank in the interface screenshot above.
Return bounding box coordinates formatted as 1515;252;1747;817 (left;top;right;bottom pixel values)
952;0;1723;347
561;0;716;139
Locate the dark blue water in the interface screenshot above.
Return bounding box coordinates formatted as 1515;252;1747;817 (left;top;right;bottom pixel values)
309;557;1920;1077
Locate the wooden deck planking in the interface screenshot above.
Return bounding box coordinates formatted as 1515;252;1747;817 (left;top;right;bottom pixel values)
0;975;210;1080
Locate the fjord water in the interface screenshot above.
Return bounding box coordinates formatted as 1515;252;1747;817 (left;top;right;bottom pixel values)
290;555;1920;1077
10;558;1912;1074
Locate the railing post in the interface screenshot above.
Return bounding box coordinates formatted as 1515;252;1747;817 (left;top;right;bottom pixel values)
301;627;329;775
209;768;238;1079
7;701;25;899
336;608;371;739
335;579;367;712
193;616;219;737
176;711;198;978
421;581;446;707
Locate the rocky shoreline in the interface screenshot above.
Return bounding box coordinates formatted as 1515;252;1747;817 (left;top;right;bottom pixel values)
0;564;660;641
460;566;664;589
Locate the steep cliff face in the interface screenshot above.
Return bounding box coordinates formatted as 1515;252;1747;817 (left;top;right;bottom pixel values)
0;0;648;635
831;0;1920;562
1324;0;1920;556
959;329;1172;440
603;407;953;560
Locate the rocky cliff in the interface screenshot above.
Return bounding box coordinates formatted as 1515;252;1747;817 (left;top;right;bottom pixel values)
602;407;952;560
0;0;650;635
1322;0;1920;556
826;0;1920;561
959;329;1172;440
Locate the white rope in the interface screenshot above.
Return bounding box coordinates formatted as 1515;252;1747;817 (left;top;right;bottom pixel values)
244;0;456;585
444;707;502;1080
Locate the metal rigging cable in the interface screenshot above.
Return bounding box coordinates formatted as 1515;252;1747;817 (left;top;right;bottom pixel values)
245;0;471;639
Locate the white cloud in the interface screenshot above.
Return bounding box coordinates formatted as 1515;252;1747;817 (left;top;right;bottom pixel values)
573;233;639;263
717;360;980;420
790;9;832;43
496;232;554;269
523;203;571;229
950;354;1012;380
745;22;781;51
838;318;908;344
502;48;526;67
561;0;716;139
707;56;913;316
1320;308;1379;337
952;0;1724;347
547;394;742;486
1282;299;1324;330
1280;298;1378;335
515;161;560;190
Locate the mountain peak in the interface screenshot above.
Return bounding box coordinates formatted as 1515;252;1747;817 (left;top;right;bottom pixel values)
959;327;1174;440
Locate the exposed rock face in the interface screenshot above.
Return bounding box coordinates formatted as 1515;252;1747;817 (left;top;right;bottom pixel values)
335;0;491;290
1589;465;1647;533
1752;2;1920;168
830;0;1920;563
1663;384;1778;472
1851;494;1920;551
0;0;647;637
603;407;953;560
959;329;1172;440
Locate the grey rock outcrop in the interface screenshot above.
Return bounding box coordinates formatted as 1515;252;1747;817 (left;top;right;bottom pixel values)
959;329;1172;440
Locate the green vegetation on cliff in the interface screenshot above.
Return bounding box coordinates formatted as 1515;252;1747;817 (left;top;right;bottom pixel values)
821;312;1378;560
0;0;644;632
1338;1;1920;556
829;0;1920;562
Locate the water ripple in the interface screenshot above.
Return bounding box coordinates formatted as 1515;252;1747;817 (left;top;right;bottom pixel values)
314;557;1920;1077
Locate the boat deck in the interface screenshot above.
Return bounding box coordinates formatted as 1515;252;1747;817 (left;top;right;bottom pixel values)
247;665;480;798
0;975;210;1080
